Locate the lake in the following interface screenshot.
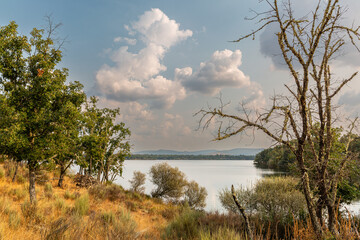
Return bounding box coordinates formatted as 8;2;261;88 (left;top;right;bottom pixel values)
115;160;275;212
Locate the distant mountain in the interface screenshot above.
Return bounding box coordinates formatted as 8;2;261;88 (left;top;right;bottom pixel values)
134;148;264;156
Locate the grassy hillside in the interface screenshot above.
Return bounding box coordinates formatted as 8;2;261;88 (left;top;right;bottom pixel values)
0;161;180;240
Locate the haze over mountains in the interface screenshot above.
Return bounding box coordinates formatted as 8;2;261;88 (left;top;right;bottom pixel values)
134;148;264;156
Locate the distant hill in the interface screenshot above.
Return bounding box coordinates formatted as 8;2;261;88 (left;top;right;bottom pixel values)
134;148;264;156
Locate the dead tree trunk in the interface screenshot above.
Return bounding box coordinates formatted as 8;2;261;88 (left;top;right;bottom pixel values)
231;185;253;240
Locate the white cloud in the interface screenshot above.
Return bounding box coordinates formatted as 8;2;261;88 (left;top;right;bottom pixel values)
113;36;137;45
95;8;192;109
131;8;192;49
176;49;251;95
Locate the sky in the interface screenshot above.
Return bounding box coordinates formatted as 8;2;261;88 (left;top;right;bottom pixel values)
1;0;360;152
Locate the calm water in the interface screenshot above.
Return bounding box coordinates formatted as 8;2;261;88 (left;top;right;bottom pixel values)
115;160;274;212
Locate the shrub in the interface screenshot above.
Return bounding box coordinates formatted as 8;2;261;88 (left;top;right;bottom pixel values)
16;174;26;184
149;163;187;201
0;197;11;214
64;190;77;200
8;210;20;229
199;227;241;240
129;171;146;193
44;183;53;199
0;167;4;179
219;176;307;224
54;197;67;212
11;188;27;201
101;211;116;224
74;194;89;216
110;210;137;240
184;180;207;210
163;208;203;240
106;184;125;201
88;184;124;201
161;205;179;220
21;201;41;223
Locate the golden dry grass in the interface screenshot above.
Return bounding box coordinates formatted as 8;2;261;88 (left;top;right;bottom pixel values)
0;163;179;240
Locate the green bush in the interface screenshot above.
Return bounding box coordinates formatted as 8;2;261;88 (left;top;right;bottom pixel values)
129;171;146;193
74;194;89;216
184;180;207;210
150;163;187;201
219;176;307;224
163;208;203;240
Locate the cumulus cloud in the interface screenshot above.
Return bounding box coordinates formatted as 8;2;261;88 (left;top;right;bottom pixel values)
175;49;252;95
95;8;192;109
113;36;137;45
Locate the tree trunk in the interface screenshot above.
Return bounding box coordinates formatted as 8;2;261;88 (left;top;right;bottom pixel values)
327;202;336;235
231;185;253;240
29;163;37;203
58;164;65;188
12;161;19;183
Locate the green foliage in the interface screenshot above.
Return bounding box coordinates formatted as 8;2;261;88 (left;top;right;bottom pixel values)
74;194;89;216
150;162;187;201
0;21;86;202
80;97;131;182
129;154;255;160
163;208;203;240
219;176;307;223
129;170;146;193
254;145;295;171
184;180;207;210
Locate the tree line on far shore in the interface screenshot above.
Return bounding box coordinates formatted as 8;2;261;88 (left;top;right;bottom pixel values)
127;154;255;160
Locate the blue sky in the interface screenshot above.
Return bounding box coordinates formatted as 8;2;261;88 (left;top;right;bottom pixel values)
1;0;360;151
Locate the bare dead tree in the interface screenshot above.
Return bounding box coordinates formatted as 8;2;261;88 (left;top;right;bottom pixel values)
197;0;360;238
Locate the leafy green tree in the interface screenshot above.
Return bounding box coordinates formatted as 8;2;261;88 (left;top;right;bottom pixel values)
149;162;187;200
129;170;146;193
81;97;131;182
0;21;83;202
183;180;207;210
52;81;86;187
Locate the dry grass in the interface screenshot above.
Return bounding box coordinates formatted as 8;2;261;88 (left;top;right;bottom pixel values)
0;163;179;240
